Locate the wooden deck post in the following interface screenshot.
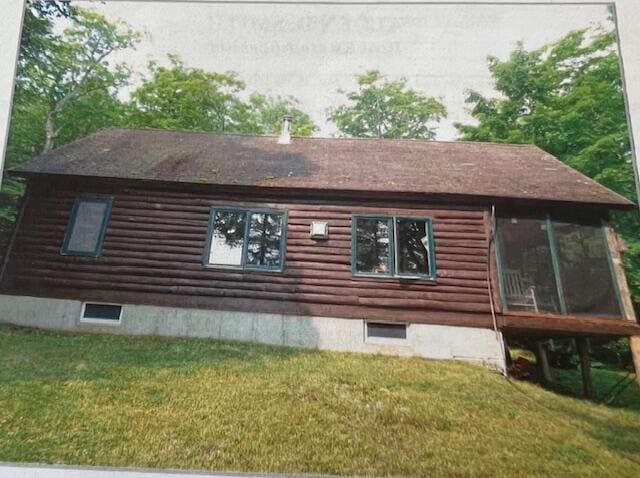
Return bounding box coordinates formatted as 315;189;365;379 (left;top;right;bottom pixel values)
535;341;552;384
576;337;594;399
631;336;640;382
604;226;640;384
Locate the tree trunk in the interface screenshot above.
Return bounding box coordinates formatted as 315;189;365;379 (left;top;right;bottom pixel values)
44;110;57;152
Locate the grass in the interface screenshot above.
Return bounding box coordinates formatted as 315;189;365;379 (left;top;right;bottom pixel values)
511;347;640;409
552;364;640;409
1;325;640;477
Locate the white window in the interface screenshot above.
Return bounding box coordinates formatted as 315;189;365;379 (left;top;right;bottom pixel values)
80;303;122;325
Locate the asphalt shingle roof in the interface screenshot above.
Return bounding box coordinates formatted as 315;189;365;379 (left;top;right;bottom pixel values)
11;127;634;208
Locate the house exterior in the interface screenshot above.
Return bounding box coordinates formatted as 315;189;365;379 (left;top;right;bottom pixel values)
1;127;639;373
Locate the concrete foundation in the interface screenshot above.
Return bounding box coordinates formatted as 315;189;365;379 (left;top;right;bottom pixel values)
0;294;506;372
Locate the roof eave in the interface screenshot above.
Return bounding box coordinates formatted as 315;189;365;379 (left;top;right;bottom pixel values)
14;170;636;211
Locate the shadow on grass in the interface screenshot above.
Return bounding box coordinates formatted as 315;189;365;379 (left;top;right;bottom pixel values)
549;365;640;412
549;401;640;465
504;374;640;465
0;324;303;384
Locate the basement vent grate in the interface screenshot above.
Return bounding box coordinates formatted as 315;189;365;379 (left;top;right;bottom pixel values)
366;322;407;340
81;303;123;324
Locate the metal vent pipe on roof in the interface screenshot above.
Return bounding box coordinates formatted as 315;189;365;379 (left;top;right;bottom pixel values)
277;115;293;144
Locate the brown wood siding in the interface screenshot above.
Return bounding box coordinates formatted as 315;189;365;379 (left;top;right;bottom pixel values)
3;177;638;337
2;180;496;327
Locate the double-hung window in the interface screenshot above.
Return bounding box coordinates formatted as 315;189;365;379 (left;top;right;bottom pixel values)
61;197;112;257
352;215;436;280
204;208;286;271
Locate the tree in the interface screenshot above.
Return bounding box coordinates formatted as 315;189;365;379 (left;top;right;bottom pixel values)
126;55;249;132
246;94;317;137
327;70;447;139
28;9;139;151
5;1;77;169
455;28;640;303
6;6;137;172
127;57;317;136
18;1;75;73
2;5;139;254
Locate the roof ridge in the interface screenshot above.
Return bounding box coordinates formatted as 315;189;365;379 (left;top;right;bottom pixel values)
107;126;538;148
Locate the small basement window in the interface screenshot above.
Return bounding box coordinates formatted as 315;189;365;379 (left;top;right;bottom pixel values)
366;322;407;340
62;197;112;257
81;303;122;324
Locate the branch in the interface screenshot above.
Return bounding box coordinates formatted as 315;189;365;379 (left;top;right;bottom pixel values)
52;47;117;115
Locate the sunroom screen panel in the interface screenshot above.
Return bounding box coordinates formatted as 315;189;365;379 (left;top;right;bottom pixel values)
497;217;561;314
553;222;621;317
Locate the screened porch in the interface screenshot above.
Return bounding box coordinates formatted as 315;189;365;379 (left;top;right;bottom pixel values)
496;216;622;318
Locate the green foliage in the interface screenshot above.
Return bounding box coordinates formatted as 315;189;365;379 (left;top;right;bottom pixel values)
34;9;139;151
1;5;317;258
456;28;640;302
126;57;317;136
9;4;139;161
126;55;248;132
6;3;140;161
328;70;447;139
18;1;75;75
246;94;317;136
591;337;632;368
1;5;140;255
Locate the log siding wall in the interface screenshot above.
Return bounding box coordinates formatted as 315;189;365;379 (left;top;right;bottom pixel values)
1;179;496;328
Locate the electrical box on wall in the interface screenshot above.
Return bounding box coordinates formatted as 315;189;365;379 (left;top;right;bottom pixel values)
310;221;329;239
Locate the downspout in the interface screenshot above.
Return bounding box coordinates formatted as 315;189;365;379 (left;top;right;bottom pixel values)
487;204;508;377
0;184;28;284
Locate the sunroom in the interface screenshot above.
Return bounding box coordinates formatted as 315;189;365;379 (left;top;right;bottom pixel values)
495;214;622;319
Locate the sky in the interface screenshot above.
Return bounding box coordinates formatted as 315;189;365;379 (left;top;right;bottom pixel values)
71;0;613;139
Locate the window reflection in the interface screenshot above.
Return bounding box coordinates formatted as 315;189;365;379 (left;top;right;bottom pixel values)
355;218;391;274
209;210;246;266
245;213;283;268
396;218;430;275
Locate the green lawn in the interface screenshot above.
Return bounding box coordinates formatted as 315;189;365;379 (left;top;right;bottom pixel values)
1;325;639;477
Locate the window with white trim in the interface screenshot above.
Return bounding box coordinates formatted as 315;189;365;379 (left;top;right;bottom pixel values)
80;303;122;324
